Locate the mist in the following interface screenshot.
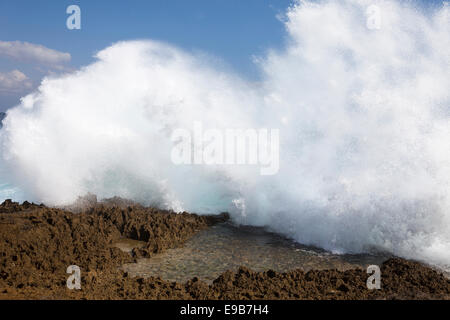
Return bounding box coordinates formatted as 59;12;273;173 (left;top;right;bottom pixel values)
1;0;449;268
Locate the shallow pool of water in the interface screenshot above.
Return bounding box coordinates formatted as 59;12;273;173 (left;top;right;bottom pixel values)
116;222;390;283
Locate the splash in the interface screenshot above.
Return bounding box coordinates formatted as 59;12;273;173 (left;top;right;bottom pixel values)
1;0;449;268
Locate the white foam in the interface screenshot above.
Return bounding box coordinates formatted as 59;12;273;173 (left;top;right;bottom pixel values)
0;0;449;268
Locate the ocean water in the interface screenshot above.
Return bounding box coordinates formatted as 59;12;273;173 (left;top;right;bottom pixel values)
0;0;449;270
0;183;24;202
117;222;390;283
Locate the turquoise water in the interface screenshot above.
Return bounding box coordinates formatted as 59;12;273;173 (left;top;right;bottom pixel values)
0;183;24;203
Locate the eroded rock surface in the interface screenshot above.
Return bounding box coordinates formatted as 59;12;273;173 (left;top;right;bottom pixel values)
0;200;449;300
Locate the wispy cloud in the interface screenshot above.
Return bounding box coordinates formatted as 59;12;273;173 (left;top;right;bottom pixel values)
0;41;71;67
0;70;33;93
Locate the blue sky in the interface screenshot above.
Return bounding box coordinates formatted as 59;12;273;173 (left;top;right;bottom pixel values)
0;0;293;111
0;0;445;112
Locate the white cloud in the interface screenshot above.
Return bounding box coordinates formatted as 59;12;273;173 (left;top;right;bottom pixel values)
0;41;71;67
0;70;33;93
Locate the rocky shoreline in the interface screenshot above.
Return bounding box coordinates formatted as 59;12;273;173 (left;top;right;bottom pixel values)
1;200;449;300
